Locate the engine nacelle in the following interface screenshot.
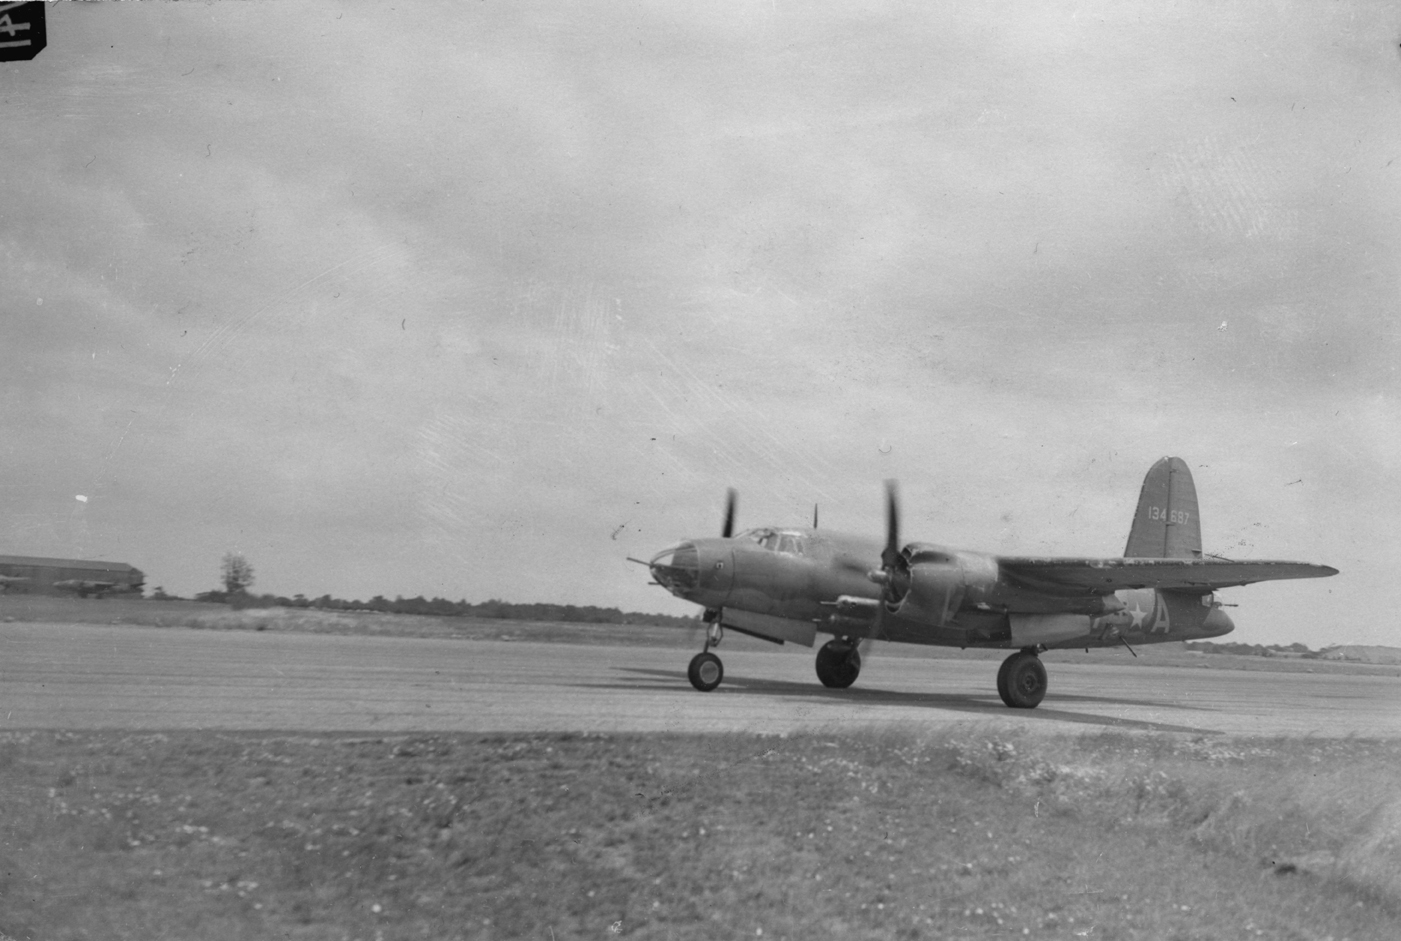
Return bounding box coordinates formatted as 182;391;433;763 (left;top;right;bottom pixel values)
889;547;999;627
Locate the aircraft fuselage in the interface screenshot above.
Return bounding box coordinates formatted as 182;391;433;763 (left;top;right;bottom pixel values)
649;528;1233;650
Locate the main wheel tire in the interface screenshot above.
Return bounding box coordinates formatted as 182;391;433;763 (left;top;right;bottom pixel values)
815;641;861;689
996;654;1013;703
688;651;724;692
998;652;1047;709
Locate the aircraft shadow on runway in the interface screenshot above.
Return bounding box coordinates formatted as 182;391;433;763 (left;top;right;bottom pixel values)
582;668;1222;736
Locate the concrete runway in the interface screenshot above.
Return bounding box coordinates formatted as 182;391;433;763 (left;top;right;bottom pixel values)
2;622;1399;737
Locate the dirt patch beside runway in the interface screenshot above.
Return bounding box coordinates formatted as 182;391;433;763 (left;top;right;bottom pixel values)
2;729;1398;941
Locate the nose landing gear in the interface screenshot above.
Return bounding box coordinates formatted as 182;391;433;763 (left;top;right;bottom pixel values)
687;618;725;692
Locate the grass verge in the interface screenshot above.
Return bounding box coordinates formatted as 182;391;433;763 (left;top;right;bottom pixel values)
1;729;1398;940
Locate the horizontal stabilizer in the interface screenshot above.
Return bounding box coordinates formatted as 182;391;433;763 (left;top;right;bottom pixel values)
998;557;1338;593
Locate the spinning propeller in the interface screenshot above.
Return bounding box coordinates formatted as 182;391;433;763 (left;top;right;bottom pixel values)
870;480;967;628
851;479;910;654
873;479;911;610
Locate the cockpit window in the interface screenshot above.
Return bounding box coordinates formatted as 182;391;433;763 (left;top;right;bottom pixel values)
738;528;802;554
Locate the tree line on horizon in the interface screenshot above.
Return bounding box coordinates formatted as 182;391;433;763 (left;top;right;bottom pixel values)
140;551;703;628
1185;640;1325;658
149;590;701;629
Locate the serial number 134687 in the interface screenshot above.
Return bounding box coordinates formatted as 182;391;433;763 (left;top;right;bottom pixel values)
1147;507;1191;524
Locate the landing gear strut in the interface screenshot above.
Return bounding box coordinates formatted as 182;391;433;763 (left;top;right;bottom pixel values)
997;648;1047;709
815;638;862;689
687;618;725;692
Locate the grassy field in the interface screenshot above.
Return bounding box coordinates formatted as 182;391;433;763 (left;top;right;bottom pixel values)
2;728;1399;940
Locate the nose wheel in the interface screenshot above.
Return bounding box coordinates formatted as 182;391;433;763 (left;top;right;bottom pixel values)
688;651;724;691
688;618;725;692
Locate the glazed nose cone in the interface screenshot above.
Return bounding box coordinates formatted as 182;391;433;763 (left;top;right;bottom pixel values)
649;542;699;596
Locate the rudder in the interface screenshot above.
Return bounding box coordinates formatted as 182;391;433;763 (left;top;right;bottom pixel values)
1123;456;1202;559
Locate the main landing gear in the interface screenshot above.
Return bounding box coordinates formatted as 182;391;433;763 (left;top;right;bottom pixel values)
687;620;725;692
997;648;1047;709
815;638;861;689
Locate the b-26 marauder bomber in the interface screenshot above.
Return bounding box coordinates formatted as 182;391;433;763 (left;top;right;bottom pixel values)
639;458;1337;708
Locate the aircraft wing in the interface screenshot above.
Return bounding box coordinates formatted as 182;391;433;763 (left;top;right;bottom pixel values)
997;557;1338;594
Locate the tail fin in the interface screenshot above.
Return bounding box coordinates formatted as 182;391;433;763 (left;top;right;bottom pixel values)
1124;457;1202;559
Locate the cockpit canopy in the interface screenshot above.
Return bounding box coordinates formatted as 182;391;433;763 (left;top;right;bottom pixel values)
735;528;806;556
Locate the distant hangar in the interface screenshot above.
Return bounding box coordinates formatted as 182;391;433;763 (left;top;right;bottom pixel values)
0;555;145;597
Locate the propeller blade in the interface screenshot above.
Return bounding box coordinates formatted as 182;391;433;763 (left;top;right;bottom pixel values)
721;488;737;539
881;480;900;571
875;479;914;611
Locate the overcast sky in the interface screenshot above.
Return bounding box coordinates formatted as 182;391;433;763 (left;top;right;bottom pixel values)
2;1;1397;646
